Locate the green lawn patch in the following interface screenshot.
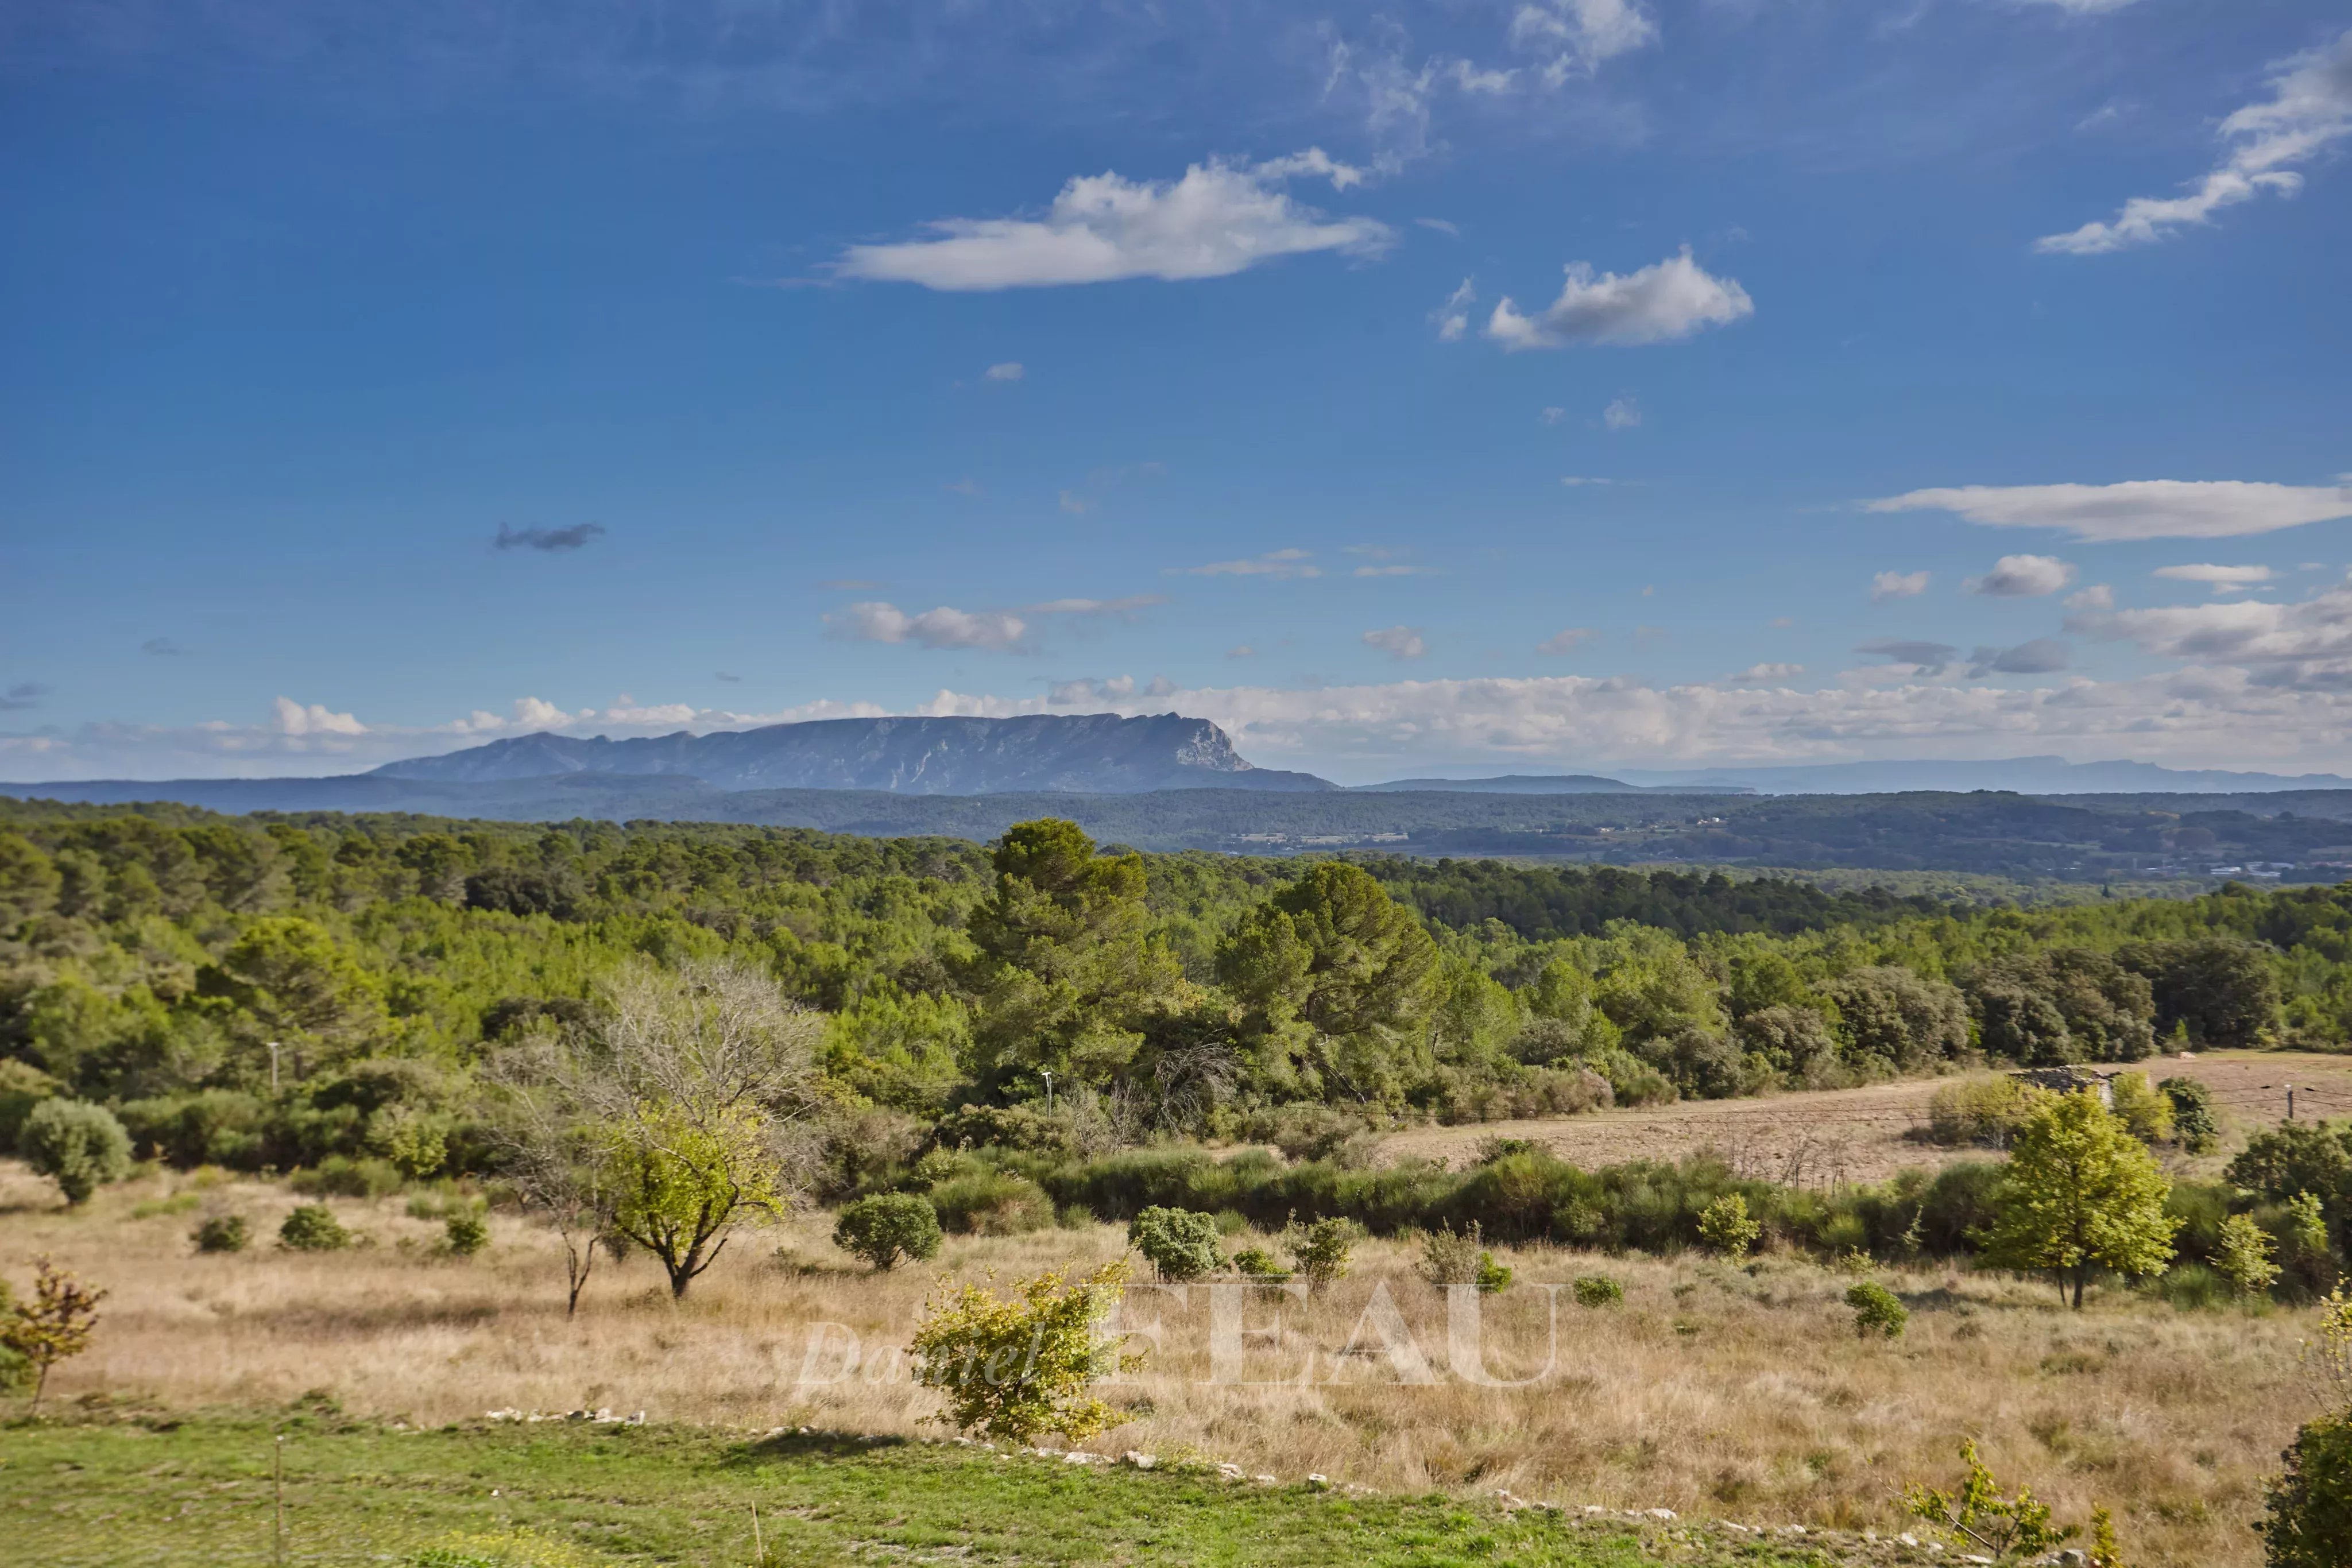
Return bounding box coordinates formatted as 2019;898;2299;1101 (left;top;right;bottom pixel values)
2;1408;1845;1567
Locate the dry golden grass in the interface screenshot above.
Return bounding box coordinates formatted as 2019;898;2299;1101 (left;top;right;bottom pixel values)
1378;1048;2352;1184
0;1157;2326;1567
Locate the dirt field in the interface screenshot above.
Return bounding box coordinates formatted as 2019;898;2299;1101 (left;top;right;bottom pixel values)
1379;1050;2352;1183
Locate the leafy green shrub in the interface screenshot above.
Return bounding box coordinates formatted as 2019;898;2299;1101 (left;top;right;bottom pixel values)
1697;1193;1761;1259
2157;1263;2231;1313
1286;1217;1360;1290
834;1193;943;1271
1845;1280;1908;1338
931;1102;1081;1160
1573;1275;1623;1307
278;1204;352;1251
2159;1075;2219;1152
290;1155;404;1200
191;1214;249;1254
928;1171;1053;1236
910;1261;1139;1444
1255;1104;1367;1163
2216;1213;2282;1298
1127;1205;1223;1281
17;1098;134;1204
0;1059;59;1150
1231;1246;1287;1279
2107;1071;2176;1145
444;1211;490;1257
1418;1221;1511;1292
1924;1074;2028;1148
2257;1412;2352;1568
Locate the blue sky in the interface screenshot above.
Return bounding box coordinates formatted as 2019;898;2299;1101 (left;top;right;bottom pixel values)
2;0;2349;784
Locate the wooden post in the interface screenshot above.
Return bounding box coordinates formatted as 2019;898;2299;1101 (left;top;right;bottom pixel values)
751;1501;764;1562
273;1436;285;1565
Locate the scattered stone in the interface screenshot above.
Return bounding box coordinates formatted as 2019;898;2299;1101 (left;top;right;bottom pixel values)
1122;1451;1156;1470
1583;1506;1606;1517
1646;1508;1677;1521
1898;1535;1920;1548
1217;1463;1245;1480
1307;1474;1330;1489
1254;1473;1278;1486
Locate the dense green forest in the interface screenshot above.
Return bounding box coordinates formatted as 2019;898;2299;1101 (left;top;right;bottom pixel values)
23;777;2352;878
2;799;2347;1193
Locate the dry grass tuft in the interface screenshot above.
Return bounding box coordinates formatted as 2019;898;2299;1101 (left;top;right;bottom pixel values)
0;1158;2320;1566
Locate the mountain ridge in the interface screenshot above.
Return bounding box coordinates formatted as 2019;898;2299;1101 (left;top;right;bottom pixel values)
368;713;1336;795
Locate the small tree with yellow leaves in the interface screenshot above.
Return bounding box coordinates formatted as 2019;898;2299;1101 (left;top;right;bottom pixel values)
1;1257;106;1411
1900;1440;2071;1561
910;1261;1141;1445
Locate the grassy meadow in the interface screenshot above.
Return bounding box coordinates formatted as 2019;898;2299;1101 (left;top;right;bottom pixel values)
2;1157;2324;1567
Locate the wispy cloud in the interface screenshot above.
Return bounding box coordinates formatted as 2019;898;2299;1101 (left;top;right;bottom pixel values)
2038;29;2352;254
824;594;1162;655
1869;480;2352;541
833;153;1390;291
1171;548;1320;579
1603;396;1641;431
1431;277;1476;342
983;361;1024;382
0;682;48;712
1364;625;1429;660
1871;570;1930;602
2156;563;2273;591
1856;638;1960;675
1727;663;1806;684
1970;638;2072;676
1538;627;1596;656
1487;250;1753;350
1508;0;1660;83
494;522;606;552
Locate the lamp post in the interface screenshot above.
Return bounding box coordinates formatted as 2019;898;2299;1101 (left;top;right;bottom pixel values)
1040;1069;1056;1110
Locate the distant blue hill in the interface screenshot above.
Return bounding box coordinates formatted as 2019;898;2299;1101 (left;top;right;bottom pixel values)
1349;774;1745;795
1609;756;2352;795
367;712;1336;795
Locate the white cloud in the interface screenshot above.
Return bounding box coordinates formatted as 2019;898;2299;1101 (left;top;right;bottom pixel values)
1868;479;2352;541
1728;663;1805;683
2037;28;2352;254
1538;627;1597;655
1415;217;1461;236
273;697;368;737
1871;570;1931;602
1603;396;1641;431
1966;553;2077;598
1227;645;1257;659
1432;277;1476;342
1487;249;1754;350
984;362;1024;382
828;602;1031;653
1364;625;1429;659
1560;476;1616;487
2156;563;2273;591
1540;406;1568;424
1355;564;1433;578
2065;583;2116;611
2069;582;2352;687
834;154;1392;291
1058;490;1090;514
1447;59;1519;95
2017;0;2142;12
1508;0;1660;82
1172;548;1321;579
